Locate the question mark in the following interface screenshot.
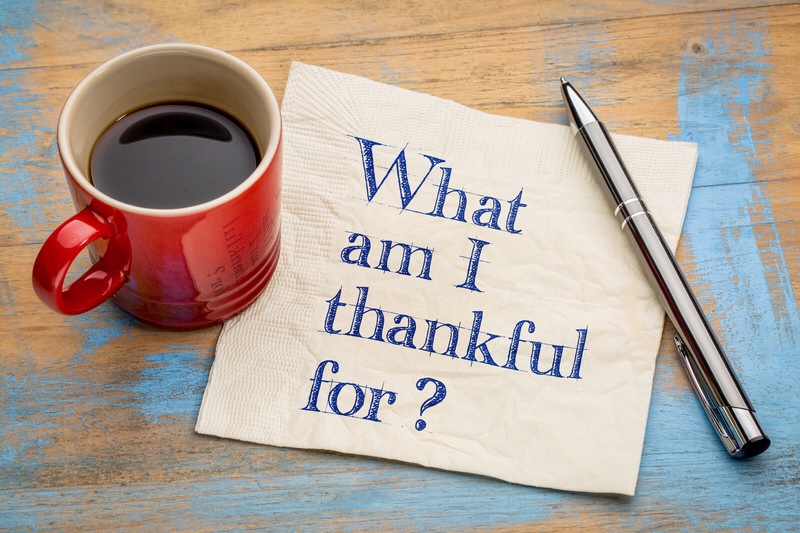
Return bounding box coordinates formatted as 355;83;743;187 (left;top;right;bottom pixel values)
415;377;447;431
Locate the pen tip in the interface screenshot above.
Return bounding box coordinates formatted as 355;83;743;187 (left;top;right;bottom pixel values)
560;77;567;85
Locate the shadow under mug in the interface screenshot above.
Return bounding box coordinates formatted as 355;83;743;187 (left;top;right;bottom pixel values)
32;43;282;330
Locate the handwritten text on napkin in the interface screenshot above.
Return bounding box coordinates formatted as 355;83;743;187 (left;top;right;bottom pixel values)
196;62;698;495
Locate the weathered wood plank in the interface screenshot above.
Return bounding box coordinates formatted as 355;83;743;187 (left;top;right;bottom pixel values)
3;6;799;244
2;1;798;531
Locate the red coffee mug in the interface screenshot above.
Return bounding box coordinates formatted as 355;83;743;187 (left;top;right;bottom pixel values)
32;44;281;330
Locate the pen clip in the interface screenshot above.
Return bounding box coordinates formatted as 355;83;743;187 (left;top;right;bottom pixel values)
673;335;739;454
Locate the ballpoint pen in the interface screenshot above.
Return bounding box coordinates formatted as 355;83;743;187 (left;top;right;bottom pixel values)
560;78;770;458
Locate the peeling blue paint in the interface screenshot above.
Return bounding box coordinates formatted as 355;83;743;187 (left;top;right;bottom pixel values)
108;345;214;423
0;0;174;476
542;25;618;124
2;3;798;531
0;372;104;468
641;12;800;530
0;0;174;240
0;1;63;237
67;304;135;362
671;15;798;361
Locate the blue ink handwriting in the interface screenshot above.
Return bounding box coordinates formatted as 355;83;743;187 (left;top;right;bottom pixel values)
302;359;398;422
352;136;528;235
415;377;447;431
323;286;588;380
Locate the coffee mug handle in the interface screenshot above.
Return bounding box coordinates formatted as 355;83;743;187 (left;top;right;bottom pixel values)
32;206;131;315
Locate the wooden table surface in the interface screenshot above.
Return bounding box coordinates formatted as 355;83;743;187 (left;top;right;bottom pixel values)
2;1;798;530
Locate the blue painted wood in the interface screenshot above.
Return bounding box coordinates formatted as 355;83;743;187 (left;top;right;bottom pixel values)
2;1;798;530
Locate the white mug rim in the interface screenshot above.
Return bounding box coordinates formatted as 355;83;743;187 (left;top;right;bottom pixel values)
57;43;281;217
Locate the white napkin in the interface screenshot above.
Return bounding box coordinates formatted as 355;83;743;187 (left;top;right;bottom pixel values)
196;62;697;496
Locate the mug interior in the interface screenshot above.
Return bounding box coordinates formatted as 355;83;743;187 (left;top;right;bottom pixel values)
57;43;280;214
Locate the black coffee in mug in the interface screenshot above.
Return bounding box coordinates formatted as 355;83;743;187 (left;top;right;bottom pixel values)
90;102;259;209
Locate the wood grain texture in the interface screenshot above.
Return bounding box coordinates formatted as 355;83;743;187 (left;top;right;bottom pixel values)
2;0;798;530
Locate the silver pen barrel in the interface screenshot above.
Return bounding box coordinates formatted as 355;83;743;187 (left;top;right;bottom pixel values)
561;79;770;458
